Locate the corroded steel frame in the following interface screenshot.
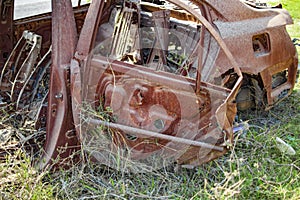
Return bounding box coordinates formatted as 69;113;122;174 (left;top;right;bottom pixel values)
1;0;298;168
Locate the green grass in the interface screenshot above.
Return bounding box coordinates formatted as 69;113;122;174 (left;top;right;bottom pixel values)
268;0;300;57
1;0;300;199
0;151;54;199
282;0;300;60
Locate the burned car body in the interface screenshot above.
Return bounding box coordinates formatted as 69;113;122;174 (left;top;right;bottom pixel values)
0;0;297;168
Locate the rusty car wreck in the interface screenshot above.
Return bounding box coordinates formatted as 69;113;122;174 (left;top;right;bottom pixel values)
0;0;298;169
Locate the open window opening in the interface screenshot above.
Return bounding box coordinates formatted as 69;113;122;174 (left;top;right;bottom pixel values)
14;0;90;20
93;0;204;79
252;33;270;57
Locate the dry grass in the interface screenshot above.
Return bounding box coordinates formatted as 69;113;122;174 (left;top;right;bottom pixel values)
1;85;300;199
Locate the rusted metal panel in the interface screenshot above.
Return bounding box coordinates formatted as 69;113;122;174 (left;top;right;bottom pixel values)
83;57;238;166
208;0;297;107
0;0;14;68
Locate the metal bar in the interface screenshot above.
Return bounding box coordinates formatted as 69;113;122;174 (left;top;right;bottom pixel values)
11;31;42;102
88;118;224;151
37;0;79;169
16;47;50;109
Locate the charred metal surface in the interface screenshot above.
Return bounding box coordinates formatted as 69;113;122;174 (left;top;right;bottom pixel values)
0;0;298;169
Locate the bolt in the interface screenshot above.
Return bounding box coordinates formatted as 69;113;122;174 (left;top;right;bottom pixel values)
55;93;63;99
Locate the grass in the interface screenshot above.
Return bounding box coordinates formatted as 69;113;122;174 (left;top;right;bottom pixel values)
1;1;300;199
0;151;54;199
2;91;300;199
268;0;300;57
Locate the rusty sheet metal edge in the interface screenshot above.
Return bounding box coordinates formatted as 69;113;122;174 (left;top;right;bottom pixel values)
71;0;106;138
75;0;105;59
38;0;79;169
204;0;293;23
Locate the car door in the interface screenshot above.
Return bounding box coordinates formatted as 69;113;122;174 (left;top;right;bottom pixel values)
72;0;242;168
